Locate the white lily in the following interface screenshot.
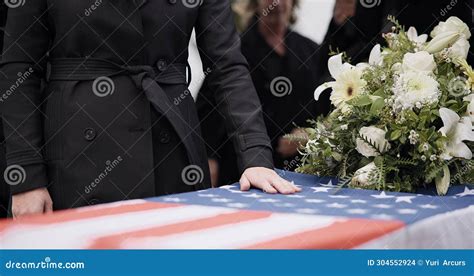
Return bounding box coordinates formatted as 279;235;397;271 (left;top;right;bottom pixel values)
314;54;367;111
463;94;474;124
407;27;428;45
435;165;450;196
425;31;460;54
368;44;383;66
351;162;377;187
438;107;474;160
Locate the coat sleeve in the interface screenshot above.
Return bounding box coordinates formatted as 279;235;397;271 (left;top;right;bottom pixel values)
195;0;274;173
0;0;51;195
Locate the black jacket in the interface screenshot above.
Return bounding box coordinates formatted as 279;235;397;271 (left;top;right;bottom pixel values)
197;22;330;185
0;0;272;209
0;2;8;217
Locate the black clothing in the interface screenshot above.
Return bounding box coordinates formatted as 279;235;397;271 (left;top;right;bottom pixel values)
0;0;272;210
320;0;473;81
0;2;8;217
197;21;330;186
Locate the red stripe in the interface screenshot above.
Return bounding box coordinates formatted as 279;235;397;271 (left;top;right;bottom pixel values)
243;219;405;249
88;210;272;249
0;201;179;232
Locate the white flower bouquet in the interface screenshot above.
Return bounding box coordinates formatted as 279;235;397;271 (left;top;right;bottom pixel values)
297;16;474;195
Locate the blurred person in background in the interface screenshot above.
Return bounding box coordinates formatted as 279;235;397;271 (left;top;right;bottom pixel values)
319;0;473;81
197;0;331;187
0;2;8;218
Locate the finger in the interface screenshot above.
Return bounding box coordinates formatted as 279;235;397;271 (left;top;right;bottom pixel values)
270;179;294;194
260;181;278;194
277;178;301;193
239;175;251;191
289;181;302;192
44;200;53;213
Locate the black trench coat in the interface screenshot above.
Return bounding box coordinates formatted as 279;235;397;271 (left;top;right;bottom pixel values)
0;0;273;210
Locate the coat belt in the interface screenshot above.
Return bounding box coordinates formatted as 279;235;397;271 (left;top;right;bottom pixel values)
47;58;202;171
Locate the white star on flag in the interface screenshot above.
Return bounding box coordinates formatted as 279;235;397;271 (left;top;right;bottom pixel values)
305;199;326;203
275;203;296;208
243;193;263;198
346;209;369;215
258;198;279;203
287;194;305;198
326;203;347;208
311;187;332;193
163;197;186;203
371;214;394;220
397;209;418;215
296;208;318;214
219;185;235;190
456;187;474;197
212;198;232;203
419;204;438;209
329;195;350;199
198;194;219;198
372;204;392;209
321;180;339;187
395;196;416;203
226;203;249;208
351;199;367;204
371;191;395;199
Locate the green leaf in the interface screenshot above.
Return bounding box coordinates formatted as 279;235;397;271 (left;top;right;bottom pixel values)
348;95;372;107
370;98;385;115
390;129;402;141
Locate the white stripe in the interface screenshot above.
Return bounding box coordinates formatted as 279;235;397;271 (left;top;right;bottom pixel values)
359;205;474;249
0;205;235;249
120;214;343;249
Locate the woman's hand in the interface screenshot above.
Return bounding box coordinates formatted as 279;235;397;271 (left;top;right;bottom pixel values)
240;167;301;194
12;188;53;218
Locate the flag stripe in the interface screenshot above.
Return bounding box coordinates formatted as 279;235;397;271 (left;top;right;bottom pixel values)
243;219;405;249
0;205;235;249
88;210;273;249
118;214;341;249
0;200;176;232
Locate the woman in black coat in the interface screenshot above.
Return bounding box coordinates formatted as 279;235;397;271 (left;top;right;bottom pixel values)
0;0;299;217
0;1;9;217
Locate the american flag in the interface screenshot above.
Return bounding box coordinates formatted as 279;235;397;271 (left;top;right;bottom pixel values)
1;171;473;249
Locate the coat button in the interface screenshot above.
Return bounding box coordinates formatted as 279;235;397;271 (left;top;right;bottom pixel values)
168;0;177;4
159;131;171;144
84;128;96;141
157;59;168;71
